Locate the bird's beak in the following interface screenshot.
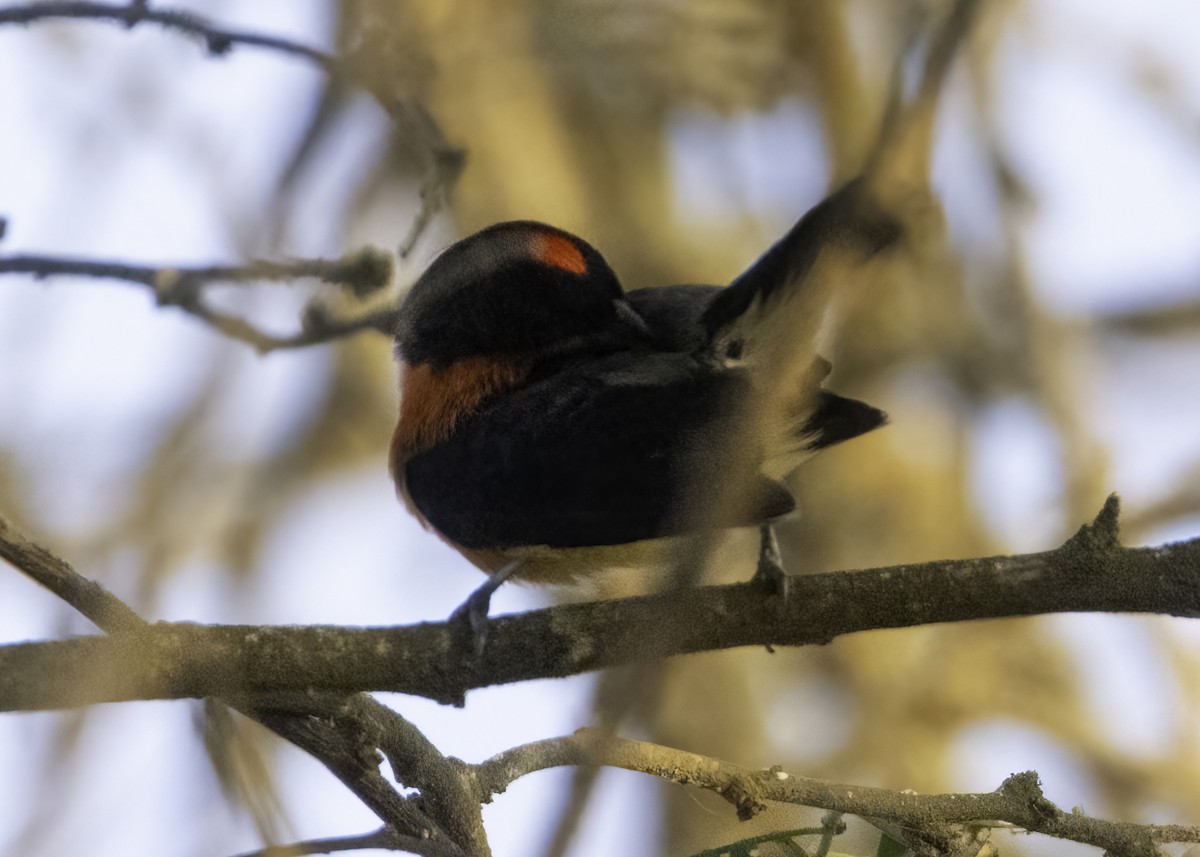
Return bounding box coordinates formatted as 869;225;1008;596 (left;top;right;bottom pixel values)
614;299;652;338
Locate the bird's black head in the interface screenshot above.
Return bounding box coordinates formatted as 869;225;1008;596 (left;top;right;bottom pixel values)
395;221;644;366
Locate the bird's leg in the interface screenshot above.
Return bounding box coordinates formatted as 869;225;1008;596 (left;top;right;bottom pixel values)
449;561;521;656
751;523;790;600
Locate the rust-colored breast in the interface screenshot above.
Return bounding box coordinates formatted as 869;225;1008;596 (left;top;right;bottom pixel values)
388;355;532;536
389;354;532;566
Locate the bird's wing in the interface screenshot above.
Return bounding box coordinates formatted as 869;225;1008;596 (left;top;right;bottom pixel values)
627;284;887;465
402;351;795;550
625;284;721;353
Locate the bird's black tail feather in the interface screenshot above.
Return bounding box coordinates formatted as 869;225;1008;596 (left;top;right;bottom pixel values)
803;391;888;451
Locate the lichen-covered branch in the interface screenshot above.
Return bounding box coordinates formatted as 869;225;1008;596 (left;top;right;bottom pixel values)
474;729;1200;857
0;513;484;856
3;497;1200;713
4;502;1200;854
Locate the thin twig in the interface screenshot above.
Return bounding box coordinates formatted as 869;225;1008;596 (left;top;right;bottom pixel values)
472;729;1200;856
0;1;337;70
0;249;397;352
231;828;390;857
1;2;461;290
866;0;982;193
0;250;393;294
229;825;463;857
1097;296;1200;337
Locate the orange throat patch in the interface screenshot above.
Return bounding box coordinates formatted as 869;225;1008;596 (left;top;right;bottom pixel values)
389;355;531;482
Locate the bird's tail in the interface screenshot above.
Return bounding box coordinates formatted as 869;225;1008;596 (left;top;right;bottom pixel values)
701;179;899;376
700;180;897;476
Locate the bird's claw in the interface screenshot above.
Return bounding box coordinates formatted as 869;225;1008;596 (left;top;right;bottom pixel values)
448;562;520;658
751;524;790;604
448;587;494;657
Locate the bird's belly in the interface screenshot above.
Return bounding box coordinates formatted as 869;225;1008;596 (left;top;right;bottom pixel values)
462;537;691;586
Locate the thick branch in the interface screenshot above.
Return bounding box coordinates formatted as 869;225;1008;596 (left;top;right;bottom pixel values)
0;250;397;352
5;506;1200;855
3;498;1200;711
475;731;1200;856
0;513;484;855
239;692;486;855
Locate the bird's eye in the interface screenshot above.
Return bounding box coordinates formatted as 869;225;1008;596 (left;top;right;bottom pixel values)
725;340;744;360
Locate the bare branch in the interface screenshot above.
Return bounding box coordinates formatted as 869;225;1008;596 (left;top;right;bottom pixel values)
242;700;466;853
0;2;463;268
231;827;391;857
5;504;1200;853
0;1;337;70
4;496;1200;712
0;514;146;634
1097;296;1200;337
229;825;464;857
476;730;1200;856
867;0;983;195
0;512;482;855
239;692;487;856
0;248;393;296
0;249;397;352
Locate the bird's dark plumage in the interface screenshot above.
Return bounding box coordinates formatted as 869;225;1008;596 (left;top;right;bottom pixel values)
404;350;795;551
390;185;893;580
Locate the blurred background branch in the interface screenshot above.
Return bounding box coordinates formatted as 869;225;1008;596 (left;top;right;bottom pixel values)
0;1;339;67
0;246;396;351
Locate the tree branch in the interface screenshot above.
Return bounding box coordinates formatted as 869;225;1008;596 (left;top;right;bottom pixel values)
472;729;1200;856
3;496;1200;712
0;1;338;70
229;825;464;857
0;514;146;633
1098;295;1200;338
0;1;464;265
5;504;1200;853
0;513;484;855
0;249;397;352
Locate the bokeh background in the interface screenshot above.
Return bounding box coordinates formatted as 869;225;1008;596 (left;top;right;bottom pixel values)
2;1;1200;855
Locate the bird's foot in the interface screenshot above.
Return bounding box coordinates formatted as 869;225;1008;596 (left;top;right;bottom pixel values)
448;562;520;658
751;524;790;603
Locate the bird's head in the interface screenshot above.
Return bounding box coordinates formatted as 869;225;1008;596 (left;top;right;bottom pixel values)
394;221;646;368
389;221;649;464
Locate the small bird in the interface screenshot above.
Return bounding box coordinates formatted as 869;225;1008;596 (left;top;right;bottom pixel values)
389;180;896;607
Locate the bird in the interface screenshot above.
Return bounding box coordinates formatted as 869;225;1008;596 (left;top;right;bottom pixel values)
388;180;898;617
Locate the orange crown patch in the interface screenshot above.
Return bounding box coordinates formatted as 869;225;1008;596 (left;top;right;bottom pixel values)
530;231;587;275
